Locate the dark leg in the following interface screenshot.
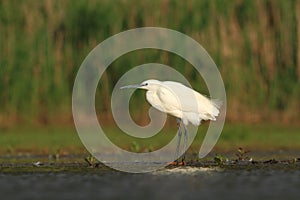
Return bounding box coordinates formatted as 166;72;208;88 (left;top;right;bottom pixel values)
182;123;188;164
175;118;182;163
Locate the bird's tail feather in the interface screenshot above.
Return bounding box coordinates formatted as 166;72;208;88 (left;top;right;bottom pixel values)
209;99;222;120
211;99;222;109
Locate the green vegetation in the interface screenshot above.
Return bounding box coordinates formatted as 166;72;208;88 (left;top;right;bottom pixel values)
214;153;228;165
0;124;299;156
0;1;299;163
0;126;85;154
0;0;300;126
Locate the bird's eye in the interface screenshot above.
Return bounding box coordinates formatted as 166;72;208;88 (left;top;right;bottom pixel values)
144;83;148;86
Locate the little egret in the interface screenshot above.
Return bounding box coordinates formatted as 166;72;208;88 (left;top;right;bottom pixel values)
121;79;221;165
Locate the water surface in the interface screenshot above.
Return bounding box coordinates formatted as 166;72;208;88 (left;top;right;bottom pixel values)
1;167;299;200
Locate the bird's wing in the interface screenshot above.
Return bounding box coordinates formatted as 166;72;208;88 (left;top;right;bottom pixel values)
157;81;220;121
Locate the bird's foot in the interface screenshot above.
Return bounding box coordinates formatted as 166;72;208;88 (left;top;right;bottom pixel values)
167;160;186;166
177;161;186;166
167;161;178;166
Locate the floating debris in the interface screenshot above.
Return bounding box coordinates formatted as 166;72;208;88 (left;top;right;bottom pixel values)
263;159;278;164
153;166;221;175
32;161;43;167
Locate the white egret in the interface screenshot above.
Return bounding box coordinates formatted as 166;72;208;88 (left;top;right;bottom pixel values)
121;79;221;165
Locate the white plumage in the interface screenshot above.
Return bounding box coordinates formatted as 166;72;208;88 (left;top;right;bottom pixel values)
141;80;220;126
121;79;221;164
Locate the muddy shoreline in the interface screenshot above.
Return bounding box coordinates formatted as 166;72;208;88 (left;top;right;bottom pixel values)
1;158;300;173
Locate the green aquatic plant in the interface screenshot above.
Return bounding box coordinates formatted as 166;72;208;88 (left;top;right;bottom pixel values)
214;153;228;165
84;154;100;168
236;147;252;161
130;141;141;153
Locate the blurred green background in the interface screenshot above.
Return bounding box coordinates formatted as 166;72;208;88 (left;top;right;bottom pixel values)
0;0;299;154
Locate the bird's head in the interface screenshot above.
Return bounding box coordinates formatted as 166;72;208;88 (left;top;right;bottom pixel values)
120;79;161;91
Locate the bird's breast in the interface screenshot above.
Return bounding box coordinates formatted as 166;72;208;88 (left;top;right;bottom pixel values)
146;90;183;119
146;91;161;109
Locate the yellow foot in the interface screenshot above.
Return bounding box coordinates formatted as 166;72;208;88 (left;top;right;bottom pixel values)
167;161;186;166
167;161;178;166
178;161;186;166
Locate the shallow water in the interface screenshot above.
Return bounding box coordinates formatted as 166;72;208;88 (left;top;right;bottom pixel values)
1;167;299;200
